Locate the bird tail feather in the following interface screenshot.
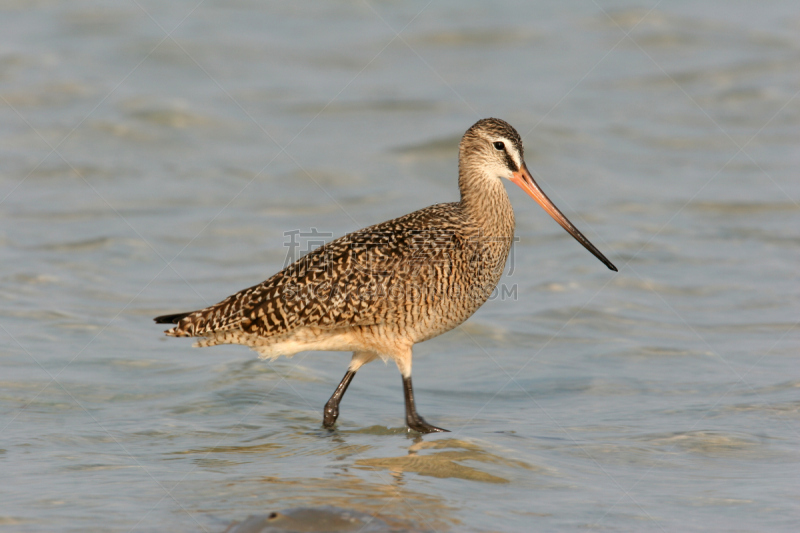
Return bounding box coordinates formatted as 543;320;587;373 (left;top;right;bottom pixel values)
153;312;192;324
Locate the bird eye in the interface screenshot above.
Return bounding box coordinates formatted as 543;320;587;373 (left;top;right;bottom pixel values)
493;141;505;150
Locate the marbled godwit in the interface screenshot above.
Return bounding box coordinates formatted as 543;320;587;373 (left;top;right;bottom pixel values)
155;118;616;433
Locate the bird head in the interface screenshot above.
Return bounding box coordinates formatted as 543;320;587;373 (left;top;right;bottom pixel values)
461;118;617;272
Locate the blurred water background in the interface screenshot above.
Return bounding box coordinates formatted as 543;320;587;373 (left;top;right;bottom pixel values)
2;0;799;531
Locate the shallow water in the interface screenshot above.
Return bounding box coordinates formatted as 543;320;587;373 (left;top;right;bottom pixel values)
2;1;799;531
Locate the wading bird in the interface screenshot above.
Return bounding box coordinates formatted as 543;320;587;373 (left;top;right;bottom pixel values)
155;118;616;433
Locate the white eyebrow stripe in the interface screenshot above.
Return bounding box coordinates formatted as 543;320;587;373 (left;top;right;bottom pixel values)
502;137;522;169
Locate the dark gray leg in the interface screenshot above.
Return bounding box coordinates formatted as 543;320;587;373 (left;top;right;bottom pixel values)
403;376;448;434
323;370;356;428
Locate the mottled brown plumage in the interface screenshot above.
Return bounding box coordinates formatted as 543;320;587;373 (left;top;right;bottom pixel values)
155;118;616;433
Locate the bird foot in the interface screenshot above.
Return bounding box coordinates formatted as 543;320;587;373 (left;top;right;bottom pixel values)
406;416;449;434
322;403;338;429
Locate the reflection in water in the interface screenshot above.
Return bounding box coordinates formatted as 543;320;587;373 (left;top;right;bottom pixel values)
183;435;540;530
173;434;538;530
356;438;536;484
251;473;457;532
